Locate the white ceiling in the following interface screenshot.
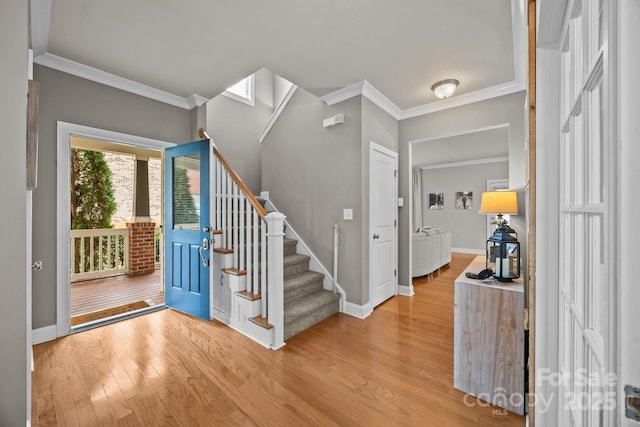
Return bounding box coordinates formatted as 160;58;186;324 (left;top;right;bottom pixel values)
31;0;526;116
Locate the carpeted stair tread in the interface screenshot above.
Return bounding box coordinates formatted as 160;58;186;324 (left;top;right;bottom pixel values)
283;253;309;266
284;271;325;303
283;253;311;278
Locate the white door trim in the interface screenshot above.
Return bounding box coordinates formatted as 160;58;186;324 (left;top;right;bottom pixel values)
56;121;175;337
368;141;398;308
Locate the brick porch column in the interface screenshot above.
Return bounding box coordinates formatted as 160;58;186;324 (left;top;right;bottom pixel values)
127;157;155;275
127;221;156;275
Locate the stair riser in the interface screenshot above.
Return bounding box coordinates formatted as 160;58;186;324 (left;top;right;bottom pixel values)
284;278;324;304
284;261;310;278
284;244;297;257
284;300;339;340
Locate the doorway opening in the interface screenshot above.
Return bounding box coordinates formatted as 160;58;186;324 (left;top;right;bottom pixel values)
56;122;176;335
69;136;165;328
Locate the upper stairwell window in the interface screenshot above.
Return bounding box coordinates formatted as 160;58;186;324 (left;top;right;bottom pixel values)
222;75;255;106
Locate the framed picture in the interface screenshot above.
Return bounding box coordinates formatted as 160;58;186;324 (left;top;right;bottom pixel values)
428;193;444;210
455;191;473;210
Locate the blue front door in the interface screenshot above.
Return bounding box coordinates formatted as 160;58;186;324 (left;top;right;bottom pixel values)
165;140;210;320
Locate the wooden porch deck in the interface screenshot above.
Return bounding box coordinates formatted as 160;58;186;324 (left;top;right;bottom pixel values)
71;270;165;317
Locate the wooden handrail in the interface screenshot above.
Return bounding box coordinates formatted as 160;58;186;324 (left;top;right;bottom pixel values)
198;128;268;218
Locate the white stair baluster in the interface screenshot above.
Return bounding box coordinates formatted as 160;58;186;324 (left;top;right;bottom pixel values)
260;219;267;317
232;182;239;268
216;158;222;231
226;171;232;250
245;198;252;289
253;209;259;295
221;169;227;248
239;193;245;271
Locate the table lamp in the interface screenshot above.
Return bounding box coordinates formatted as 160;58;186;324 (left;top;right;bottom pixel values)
480;191;520;282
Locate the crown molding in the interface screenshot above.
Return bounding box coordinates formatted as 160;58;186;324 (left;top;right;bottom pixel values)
34;52;209;110
399;80;526;119
361;81;403;119
322;80;402;119
321;78;526;121
30;0;51;56
321;81;365;106
418;156;509;171
186;94;209;109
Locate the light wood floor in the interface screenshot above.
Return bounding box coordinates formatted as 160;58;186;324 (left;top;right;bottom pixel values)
71;270;164;317
33;253;526;426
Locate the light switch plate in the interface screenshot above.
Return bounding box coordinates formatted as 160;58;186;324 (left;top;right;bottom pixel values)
343;209;353;220
398;197;404;207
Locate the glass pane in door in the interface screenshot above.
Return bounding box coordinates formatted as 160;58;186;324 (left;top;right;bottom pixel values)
173;154;200;230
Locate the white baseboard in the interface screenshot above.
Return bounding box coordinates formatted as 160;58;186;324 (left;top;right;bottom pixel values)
398;284;414;296
32;325;57;344
451;247;485;255
342;301;373;319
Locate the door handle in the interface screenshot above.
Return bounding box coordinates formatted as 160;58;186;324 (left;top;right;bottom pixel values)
199;238;210;267
32;260;43;271
373;234;380;239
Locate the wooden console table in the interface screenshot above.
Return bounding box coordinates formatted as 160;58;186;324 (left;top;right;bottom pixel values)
453;255;525;415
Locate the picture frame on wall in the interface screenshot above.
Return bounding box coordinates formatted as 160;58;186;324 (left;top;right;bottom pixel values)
428;192;444;210
455;191;473;210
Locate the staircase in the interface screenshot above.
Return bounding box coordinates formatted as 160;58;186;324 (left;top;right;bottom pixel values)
282;238;340;340
201;128;340;349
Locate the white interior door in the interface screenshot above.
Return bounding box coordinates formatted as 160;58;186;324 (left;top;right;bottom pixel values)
556;1;615;424
369;142;398;308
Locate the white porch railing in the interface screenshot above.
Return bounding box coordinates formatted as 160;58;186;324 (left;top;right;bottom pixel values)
203;128;285;347
70;228;129;282
154;225;162;270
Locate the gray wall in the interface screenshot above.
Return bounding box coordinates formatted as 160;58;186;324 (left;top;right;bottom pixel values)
205;69;275;194
398;92;527;286
262;92;398;306
0;2;28;424
360;97;398;303
420;163;509;251
262;90;365;304
32;65;192;329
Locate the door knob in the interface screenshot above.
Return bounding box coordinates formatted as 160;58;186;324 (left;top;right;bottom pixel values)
373;234;380;239
32;260;43;271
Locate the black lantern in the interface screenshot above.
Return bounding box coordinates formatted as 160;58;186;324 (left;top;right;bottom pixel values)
486;225;520;282
480;191;520;282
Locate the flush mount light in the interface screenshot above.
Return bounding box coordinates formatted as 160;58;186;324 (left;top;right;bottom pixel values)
431;79;459;99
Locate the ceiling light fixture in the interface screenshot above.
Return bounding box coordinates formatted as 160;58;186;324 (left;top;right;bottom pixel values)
431;79;459;99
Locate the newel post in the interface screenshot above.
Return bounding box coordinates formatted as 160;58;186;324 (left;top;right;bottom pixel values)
265;211;286;349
